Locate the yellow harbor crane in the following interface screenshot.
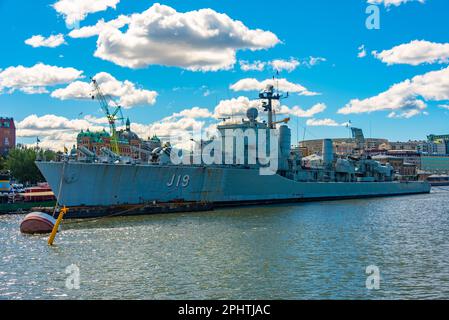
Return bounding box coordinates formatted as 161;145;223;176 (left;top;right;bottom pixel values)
272;117;291;127
91;78;124;155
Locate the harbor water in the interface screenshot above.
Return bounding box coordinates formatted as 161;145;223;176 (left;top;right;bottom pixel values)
1;188;449;300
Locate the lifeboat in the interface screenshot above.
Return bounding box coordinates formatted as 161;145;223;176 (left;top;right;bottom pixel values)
20;212;57;234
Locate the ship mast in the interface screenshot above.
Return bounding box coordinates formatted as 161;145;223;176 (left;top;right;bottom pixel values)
259;81;288;129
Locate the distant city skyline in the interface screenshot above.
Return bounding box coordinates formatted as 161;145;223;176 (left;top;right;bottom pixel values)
1;0;449;150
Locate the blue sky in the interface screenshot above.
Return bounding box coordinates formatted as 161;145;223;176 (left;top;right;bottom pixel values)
0;0;448;149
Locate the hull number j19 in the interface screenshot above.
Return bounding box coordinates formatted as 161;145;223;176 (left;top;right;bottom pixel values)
167;174;190;188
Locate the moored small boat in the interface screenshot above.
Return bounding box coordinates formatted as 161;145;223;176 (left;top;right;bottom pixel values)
427;175;449;187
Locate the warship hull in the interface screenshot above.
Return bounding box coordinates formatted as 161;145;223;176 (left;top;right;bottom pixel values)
36;162;431;218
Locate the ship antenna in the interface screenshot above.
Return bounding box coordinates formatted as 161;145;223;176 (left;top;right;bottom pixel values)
302;126;307;144
259;81;288;129
275;71;280;96
296;116;300;148
346;120;352;139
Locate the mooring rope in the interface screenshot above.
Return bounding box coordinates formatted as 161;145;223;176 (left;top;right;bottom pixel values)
62;204;147;225
60;185;193;225
432;186;449;192
52;161;66;218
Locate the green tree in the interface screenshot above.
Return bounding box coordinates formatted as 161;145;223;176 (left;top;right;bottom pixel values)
5;147;57;185
0;156;6;171
39;149;57;162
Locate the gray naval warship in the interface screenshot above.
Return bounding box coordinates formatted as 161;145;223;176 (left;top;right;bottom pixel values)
36;85;431;218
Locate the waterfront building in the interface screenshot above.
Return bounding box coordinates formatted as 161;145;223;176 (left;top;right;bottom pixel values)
421;155;449;174
299;139;328;155
427;134;449;143
389;141;421;151
385;150;421;168
417;141;447;155
76;118;161;162
372;154;417;179
0;117;16;156
388;140;424;151
300;138;389;156
425;134;449;154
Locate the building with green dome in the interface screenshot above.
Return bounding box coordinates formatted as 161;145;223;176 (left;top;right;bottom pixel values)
76;118;161;161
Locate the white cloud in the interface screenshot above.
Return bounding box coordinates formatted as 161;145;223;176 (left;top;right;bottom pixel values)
304;56;326;67
438;104;449;110
68;15;130;38
20;87;50;94
0;63;83;94
17;114;106;150
306;118;348;127
387;109;422;119
16;113;196;151
50;81;91;100
133;112;212;147
53;0;120;26
239;60;266;72
289;103;327;118
373;40;449;66
367;0;425;7
17;111;211;151
270;58;300;72
175;107;213;119
239;57;323;73
163;107;213;121
194;85;214;97
212;97;325;120
83;115;109;125
127;118;206;146
51;72;158;108
18;114;102;136
17;100;325;151
25;34;66;48
213;96;262;120
338;66;449;118
230;78;319;96
89;3;279;71
358;45;367;58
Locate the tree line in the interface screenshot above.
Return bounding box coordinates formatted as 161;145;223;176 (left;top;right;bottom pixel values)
0;147;58;185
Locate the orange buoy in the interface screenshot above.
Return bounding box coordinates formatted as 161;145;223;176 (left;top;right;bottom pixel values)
20;212;57;234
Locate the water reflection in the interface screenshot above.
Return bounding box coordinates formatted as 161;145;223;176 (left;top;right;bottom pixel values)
1;189;449;299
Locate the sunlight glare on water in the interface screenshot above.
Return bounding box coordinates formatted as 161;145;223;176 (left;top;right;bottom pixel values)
1;189;449;300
